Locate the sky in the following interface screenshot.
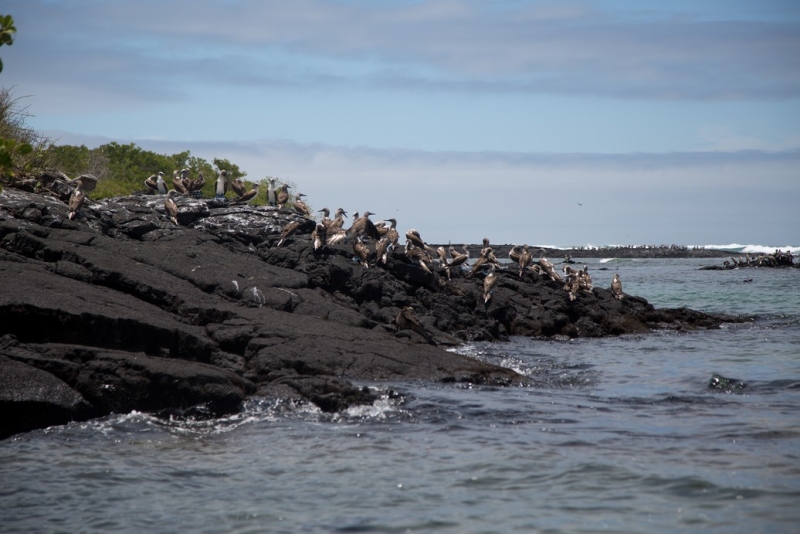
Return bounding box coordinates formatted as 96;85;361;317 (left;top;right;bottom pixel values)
2;0;799;247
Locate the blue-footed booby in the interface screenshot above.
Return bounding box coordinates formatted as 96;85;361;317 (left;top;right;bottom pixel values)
611;273;623;300
277;184;290;209
395;306;437;346
233;184;259;204
347;211;380;241
293;193;312;217
277;220;300;246
231;177;247;198
353;236;370;268
144;171;165;194
483;266;498;304
375;236;390;265
173;169;190;195
67;179;85;220
215;170;229;198
164;190;180;225
267;178;277;206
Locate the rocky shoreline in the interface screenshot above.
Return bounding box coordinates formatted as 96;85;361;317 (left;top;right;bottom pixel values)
0;177;742;440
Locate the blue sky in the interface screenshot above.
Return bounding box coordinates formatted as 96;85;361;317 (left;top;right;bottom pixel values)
3;0;798;247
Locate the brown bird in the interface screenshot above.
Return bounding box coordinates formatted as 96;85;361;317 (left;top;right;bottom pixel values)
173;169;190;195
231;177;247;198
327;208;348;232
469;247;499;277
277;184;290;209
611;273;623;300
67;179;85;220
385;218;399;250
277;220;300;246
144;171;165;194
353;236;371;268
405;228;429;250
234;184;259;204
188;170;205;194
483;266;498;304
405;242;433;274
347;211;381;241
563;273;580;301
164;189;180;225
293;193;312;217
311;223;326;251
395;306;437;346
510;244;532;278
444;245;469;280
375;236;390;265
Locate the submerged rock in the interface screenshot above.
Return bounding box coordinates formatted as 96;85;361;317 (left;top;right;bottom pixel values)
0;185;739;439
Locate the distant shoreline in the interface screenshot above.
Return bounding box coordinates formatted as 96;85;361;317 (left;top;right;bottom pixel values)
436;245;734;259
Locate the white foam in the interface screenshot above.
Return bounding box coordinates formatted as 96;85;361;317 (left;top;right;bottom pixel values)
701;243;800;254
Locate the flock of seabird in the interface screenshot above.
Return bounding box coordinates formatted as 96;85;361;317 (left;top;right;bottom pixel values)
67;169;626;343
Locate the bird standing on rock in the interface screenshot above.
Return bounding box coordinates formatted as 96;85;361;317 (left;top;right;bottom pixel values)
293;193;312;217
353;236;371;268
144;171;166;194
67;179;85;220
215;170;229;198
611;273;623;300
234;184;259;204
395;306;437;346
164;190;180;225
277;220;300;246
483;266;498;304
277;184;290;209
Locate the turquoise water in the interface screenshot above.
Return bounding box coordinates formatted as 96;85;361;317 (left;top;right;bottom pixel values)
1;259;799;533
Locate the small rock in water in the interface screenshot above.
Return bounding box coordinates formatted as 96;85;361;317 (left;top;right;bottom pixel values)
709;373;747;392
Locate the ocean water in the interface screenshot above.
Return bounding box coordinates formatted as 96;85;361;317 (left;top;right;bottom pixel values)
1;257;799;533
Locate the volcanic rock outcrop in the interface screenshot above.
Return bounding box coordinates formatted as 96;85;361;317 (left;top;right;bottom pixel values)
0;177;737;439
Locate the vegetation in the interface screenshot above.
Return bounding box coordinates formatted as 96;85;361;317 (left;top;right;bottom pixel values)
0;13;303;204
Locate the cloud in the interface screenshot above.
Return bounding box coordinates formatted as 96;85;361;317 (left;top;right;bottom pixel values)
6;0;800;101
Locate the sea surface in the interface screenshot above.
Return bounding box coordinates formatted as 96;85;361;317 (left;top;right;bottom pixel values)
2;257;799;533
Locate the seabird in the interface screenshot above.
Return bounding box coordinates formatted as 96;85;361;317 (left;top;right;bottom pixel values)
395;306;437;346
164;190;180;225
188;170;205;194
311;223;327;251
144;171;165;194
385;218;399;250
67;178;85;220
483;266;498;304
375;236;390;265
327;208;348;232
215;170;229;198
444;245;469;280
234;184;259;204
563;273;580;301
277;184;290;209
347;211;381;241
276;220;300;246
469;247;499;277
579;265;593;293
293;193;312;217
267;178;278;206
173;169;190;195
405;242;433;274
510;244;532;278
405;228;428;250
537;253;563;283
231;177;247;198
611;273;623;300
353;236;370;268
